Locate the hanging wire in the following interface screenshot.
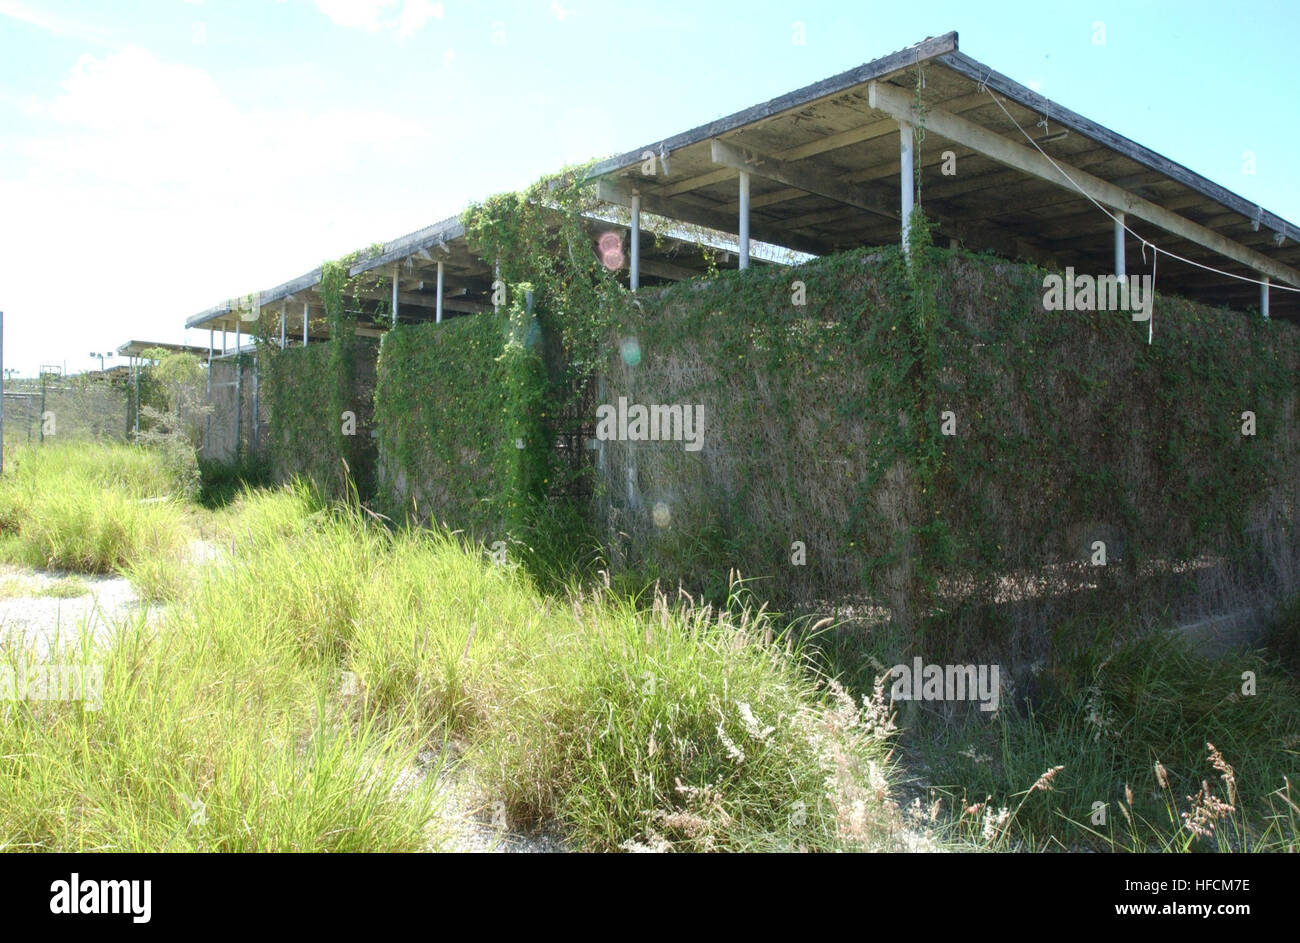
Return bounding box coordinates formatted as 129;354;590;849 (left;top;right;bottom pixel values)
978;86;1298;296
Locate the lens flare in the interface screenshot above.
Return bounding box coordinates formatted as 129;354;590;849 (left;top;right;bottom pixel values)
598;232;625;271
619;337;641;366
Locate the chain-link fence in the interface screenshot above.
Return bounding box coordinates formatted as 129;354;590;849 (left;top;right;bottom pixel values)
201;354;270;465
3;375;130;445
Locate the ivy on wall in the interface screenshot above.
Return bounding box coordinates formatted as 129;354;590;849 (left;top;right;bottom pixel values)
264;164;1298;662
591;234;1299;660
373;312;510;533
259;246;386;498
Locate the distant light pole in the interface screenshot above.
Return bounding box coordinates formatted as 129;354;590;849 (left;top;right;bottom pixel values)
88;351;113;373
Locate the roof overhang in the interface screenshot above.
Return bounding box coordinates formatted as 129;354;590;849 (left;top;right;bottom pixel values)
117;340;211;358
183;210;776;338
587;31;1300;319
184;31;1300;332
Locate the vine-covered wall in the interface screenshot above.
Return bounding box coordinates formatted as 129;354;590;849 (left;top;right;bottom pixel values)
595;243;1299;660
927;252;1298;657
264;337;380;497
373;314;512;534
596;246;919;609
266;183;1299;663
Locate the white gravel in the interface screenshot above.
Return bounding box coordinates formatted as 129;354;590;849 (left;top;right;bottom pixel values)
0;566;155;658
406;748;568;854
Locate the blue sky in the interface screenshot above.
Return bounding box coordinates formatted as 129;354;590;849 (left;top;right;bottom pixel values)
1;0;1297;375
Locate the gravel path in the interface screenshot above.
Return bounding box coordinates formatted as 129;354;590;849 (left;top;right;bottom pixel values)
0;566;154;658
403;747;568;853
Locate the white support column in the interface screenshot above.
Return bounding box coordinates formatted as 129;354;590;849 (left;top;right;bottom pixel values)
494;258;501;312
630;192;641;290
205;328;213;451
279;300;286;350
132;355;140;436
391;264;399;327
1262;277;1270;319
251;354;259;453
899;120;915;252
737;172;750;270
1114;212;1126;278
234;319;242;460
222;327;227;355
302;303;309;345
435;261;444;324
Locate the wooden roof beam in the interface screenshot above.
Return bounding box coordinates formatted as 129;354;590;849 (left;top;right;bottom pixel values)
868;80;1300;287
597;178;833;257
710;139;899;220
652;85;995;201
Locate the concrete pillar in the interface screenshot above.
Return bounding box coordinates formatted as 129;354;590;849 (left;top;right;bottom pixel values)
391;264;399;327
899;121;915;252
1262;277;1270;319
630;192;641;290
738;172;750;270
436;261;444;324
1114;212;1126;278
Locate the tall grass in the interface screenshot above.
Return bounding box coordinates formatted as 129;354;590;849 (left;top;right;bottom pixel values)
0;443;191;599
210;492;903;851
910;628;1300;851
1;448;903;852
0;480;447;851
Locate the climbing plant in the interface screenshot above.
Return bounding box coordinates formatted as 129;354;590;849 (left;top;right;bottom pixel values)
363;160;1300;661
260;246;387;498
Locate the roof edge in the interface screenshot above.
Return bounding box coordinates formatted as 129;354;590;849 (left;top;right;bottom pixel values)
936;50;1299;244
585;31;959;181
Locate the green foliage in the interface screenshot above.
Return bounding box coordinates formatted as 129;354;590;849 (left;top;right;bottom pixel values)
0;445;903;852
264;342;340;490
597;243;921;607
923;249;1298;658
0;443;191;597
497;286;551;536
916;628;1300;851
376;169;623;570
197;453;273;509
592;233;1299;661
374;313;510;534
261;252;380;500
461;164;624;372
0;479;447;851
133;348;207;500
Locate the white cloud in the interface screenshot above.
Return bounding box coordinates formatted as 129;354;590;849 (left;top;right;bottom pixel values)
0;47;435;372
396;0;444;38
550;2;575;21
0;0;115;46
313;0;443;37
